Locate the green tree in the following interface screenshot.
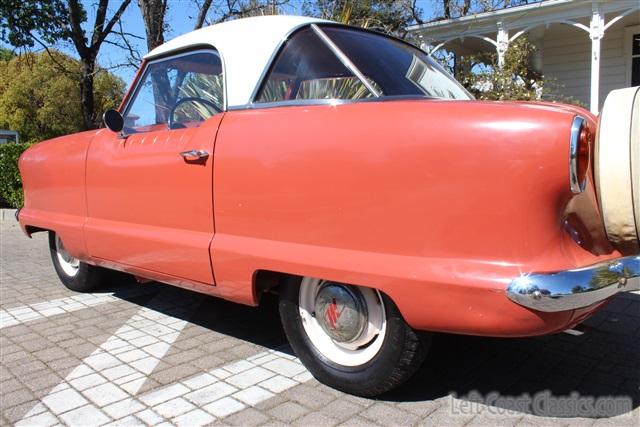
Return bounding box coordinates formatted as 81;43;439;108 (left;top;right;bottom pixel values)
303;0;417;36
0;0;132;130
454;37;579;104
0;50;125;144
0;48;15;61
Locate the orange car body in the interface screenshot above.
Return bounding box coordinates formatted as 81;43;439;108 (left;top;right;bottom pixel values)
18;93;621;337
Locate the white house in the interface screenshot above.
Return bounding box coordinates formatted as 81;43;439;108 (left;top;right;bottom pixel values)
407;0;640;113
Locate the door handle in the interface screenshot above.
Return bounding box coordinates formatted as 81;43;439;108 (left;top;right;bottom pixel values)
179;149;209;160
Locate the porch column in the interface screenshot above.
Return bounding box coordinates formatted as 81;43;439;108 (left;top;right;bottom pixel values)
589;4;604;113
496;23;509;69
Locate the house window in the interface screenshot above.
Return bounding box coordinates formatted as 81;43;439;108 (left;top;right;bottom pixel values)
632;32;640;86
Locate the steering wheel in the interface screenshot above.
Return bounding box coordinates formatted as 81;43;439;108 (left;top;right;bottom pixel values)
168;97;221;129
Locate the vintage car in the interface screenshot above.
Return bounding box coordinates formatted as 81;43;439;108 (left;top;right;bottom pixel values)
17;15;640;396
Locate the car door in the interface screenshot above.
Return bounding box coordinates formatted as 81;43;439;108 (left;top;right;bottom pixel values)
85;49;224;284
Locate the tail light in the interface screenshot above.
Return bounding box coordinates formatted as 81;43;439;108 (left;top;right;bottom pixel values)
569;116;590;194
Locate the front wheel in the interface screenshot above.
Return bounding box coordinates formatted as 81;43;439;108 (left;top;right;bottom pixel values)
279;276;429;396
49;232;106;292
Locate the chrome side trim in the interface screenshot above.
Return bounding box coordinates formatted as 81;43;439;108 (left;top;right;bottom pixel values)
229;94;437;112
569;115;586;194
506;255;640;312
310;24;381;98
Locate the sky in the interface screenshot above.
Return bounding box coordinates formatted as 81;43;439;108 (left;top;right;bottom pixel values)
50;0;440;83
0;1;441;83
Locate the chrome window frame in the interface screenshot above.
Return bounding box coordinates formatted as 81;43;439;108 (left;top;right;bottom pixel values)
121;48;227;128
227;94;439;111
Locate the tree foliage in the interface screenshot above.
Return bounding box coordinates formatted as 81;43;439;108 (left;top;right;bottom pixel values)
433;0;535;20
303;0;417;36
0;48;15;61
453;38;579;104
0;50;125;144
0;0;72;48
0;143;30;208
0;0;132;130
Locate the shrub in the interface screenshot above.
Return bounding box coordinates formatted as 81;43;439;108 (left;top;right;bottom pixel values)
0;143;30;208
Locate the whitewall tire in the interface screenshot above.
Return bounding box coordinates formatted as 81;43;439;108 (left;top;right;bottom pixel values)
279;276;429;396
49;232;106;292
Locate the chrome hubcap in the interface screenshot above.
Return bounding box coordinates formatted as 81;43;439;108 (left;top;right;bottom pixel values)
299;278;387;366
315;283;367;343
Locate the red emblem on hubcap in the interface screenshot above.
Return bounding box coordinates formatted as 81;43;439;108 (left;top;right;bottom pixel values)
325;298;343;329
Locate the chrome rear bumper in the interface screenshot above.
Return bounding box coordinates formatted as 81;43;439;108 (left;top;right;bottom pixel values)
506;255;640;312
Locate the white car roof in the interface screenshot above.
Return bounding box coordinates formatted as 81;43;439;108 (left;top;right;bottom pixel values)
144;15;330;107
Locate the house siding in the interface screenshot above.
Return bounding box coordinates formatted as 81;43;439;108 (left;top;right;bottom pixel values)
542;19;635;109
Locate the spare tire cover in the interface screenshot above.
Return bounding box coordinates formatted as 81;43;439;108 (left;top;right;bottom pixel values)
595;86;640;254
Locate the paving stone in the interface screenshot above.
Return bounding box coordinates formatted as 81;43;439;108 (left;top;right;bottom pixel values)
111;415;144;426
153;397;196;418
292;411;339;427
102;398;146;419
233;386;275;406
2;222;638;427
2;400;43;424
173;408;216;426
153;364;200;385
361;402;419;426
225;407;271;426
185;381;237;406
204;396;247;418
136;408;165;425
58;404;111;426
319;399;365;423
268;401;308;422
259;375;298;394
227;366;275;388
83;382;129;406
41;387;88;414
281;384;335;410
14;410;60;427
1;388;35;408
263;359;306;378
183;372;217;390
139;383;190;407
69;373;108;391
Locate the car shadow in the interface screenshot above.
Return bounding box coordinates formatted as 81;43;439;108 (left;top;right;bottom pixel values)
106;276;639;418
381;292;640;418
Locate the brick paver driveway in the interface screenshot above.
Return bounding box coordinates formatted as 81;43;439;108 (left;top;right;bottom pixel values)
1;219;639;426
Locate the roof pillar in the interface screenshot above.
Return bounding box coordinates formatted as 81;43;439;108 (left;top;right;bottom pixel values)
496;22;509;69
589;2;604;113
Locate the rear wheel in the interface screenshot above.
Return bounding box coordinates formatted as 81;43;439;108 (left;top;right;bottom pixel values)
49;231;106;292
279;276;429;396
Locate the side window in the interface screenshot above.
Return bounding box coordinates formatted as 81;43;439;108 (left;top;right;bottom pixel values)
255;27;378;103
124;51;223;132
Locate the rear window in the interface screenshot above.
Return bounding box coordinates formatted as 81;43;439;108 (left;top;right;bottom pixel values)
321;26;470;100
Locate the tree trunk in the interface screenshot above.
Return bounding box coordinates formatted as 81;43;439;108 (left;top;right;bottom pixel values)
79;58;96;130
138;0;167;50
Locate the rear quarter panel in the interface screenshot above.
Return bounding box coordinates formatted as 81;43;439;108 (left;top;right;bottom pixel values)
211;99;618;336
